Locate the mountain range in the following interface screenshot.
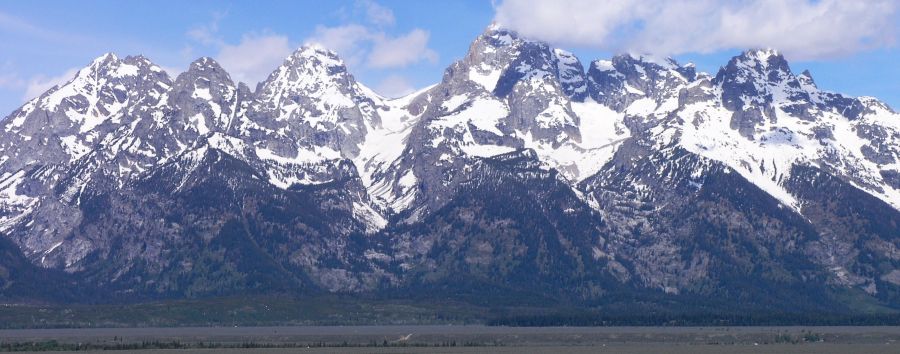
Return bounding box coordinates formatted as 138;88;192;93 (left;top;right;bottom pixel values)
1;25;899;316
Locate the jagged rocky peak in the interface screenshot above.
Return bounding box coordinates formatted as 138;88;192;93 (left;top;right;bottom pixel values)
712;49;814;137
616;53;696;79
255;45;357;105
171;57;240;136
712;48;893;123
178;57;234;86
78;53;172;99
858;96;895;114
0;52;172;172
586;53;695;112
713;49;803;110
552;48;590;101
733;48;792;75
443;25;586;142
798;69;817;90
11;52;171;124
248;45;379;159
456;23;522;91
453;24;588;101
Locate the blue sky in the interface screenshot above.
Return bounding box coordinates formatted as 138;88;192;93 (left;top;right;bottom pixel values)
1;0;898;117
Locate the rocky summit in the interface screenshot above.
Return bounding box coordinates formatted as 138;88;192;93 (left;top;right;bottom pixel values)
1;25;898;315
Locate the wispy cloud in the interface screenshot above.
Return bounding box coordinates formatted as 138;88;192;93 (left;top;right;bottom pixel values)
181;1;435;93
0;74;23;90
186;11;227;47
0;10;92;45
0;12;94;104
23;68;79;101
368;29;437;68
216;32;292;86
374;74;415;98
305;1;438;70
0;61;25;91
0;60;79;102
306;24;373;66
184;12;292;85
305;25;437;69
494;0;899;60
358;0;395;27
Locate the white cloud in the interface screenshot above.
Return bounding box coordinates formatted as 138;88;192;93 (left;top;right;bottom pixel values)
0;61;25;90
494;0;898;59
0;74;23;89
368;29;438;68
374;74;416;97
180;1;434;89
494;0;641;49
359;0;395;27
0;61;79;103
0;11;91;45
23;68;79;101
186;11;226;47
216;33;293;86
306;26;437;69
304;1;437;69
184;12;293;85
306;24;374;66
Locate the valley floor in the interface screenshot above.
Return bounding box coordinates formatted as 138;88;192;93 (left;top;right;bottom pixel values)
23;344;900;354
1;326;899;353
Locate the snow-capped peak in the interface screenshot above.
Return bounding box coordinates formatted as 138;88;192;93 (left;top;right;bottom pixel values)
486;21;504;32
717;49;794;85
187;56;224;71
170;56;239;137
3;52;172;139
90;52;118;67
178;57;234;91
245;46;380;192
610;53;693;76
254;46;358;116
797;70;817;91
621;52;682;71
40;54;144;109
673;49;900;213
714;48;803;115
745;48;782;62
479;23;518;44
585;52;695;114
280;45;346;77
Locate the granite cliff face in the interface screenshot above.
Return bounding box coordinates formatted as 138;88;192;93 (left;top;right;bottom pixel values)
1;26;898;311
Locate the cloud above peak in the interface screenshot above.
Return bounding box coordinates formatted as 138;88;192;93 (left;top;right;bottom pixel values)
374;74;416;98
304;25;437;70
367;29;438;68
304;2;437;70
23;67;79;101
494;0;898;60
181;1;436;96
216;33;292;86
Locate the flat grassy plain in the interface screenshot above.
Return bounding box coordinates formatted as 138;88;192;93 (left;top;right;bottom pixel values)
23;345;900;354
4;295;899;329
1;326;899;353
3;296;899;353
